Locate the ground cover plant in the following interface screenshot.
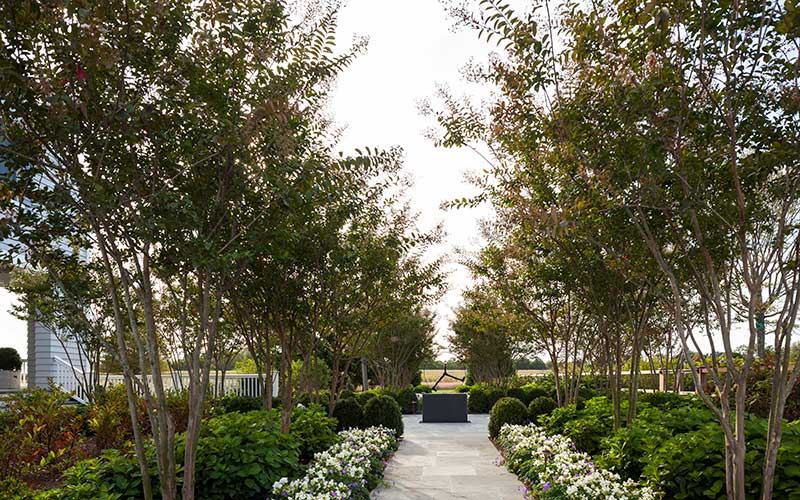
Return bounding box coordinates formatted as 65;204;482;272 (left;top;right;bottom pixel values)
515;393;800;499
497;424;657;499
272;426;398;499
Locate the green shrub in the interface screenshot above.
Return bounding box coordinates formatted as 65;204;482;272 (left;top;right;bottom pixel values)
191;410;301;500
563;412;609;455
598;408;674;480
333;398;363;431
414;384;433;393
455;384;472;393
522;385;549;402
395;386;417;414
643;418;800;499
0;347;22;371
58;411;301;500
212;394;263;415
486;386;506;410
294;389;331;410
488;397;529;438
0;386;87;481
468;386;490;413
527;396;558;423
0;477;35;500
60;448;149;500
354;391;377;408
505;387;529;404
363;395;404;437
290;405;338;462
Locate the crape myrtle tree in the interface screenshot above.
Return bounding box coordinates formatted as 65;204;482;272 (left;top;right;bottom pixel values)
449;284;519;384
436;0;800;497
466;234;592;407
0;1;369;499
368;307;438;389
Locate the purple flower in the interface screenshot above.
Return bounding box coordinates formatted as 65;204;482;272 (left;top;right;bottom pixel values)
331;493;338;498
543;482;551;492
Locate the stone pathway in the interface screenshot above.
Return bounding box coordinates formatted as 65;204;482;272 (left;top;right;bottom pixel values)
372;414;526;500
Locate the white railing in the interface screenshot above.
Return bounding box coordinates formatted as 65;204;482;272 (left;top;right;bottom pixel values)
53;355;88;403
20;359;27;388
104;371;278;399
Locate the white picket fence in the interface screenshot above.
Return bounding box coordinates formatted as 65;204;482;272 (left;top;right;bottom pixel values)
48;355;276;402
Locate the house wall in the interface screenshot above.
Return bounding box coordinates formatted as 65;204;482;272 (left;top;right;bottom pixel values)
28;320;83;389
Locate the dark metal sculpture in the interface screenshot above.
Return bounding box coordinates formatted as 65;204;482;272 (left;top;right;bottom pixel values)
431;363;465;391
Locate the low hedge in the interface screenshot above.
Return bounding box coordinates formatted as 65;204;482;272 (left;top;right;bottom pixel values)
488;397;528;438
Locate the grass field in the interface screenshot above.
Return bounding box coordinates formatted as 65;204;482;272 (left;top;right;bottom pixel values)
419;369;550;389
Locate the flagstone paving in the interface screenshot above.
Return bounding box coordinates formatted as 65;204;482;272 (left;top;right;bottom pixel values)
372;414;526;500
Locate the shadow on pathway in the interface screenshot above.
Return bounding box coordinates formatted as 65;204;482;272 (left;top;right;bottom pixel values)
372;414;525;500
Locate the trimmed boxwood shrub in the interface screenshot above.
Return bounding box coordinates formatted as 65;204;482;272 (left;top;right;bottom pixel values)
363;395;404;437
414;384;433;393
468;386;490;413
522;386;549;401
212;394;263;414
395;386;417;414
333;398;363;431
486;386;506;410
290;405;338;462
488;397;528;438
505;387;529;404
0;347;22;371
528;396;558;423
455;384;472;393
354;391;377;408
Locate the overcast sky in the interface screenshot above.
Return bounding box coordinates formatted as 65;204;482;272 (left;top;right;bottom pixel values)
0;1;495;360
330;0;496;357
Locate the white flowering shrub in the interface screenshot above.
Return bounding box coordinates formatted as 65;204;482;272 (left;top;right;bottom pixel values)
497;424;659;500
272;426;398;499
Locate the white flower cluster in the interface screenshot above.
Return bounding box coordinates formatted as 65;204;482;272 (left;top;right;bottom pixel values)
497;424;659;500
272;426;397;500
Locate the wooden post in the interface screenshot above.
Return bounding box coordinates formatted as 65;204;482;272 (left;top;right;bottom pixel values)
361;358;368;391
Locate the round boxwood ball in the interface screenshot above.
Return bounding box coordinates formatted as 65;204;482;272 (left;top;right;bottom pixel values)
489;397;528;438
354;391;377;408
528;396;558;423
363;395;404;437
332;398;363;431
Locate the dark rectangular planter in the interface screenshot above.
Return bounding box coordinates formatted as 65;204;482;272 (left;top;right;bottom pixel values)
421;393;468;423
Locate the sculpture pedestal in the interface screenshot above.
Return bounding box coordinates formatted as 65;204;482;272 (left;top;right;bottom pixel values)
421;393;468;423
